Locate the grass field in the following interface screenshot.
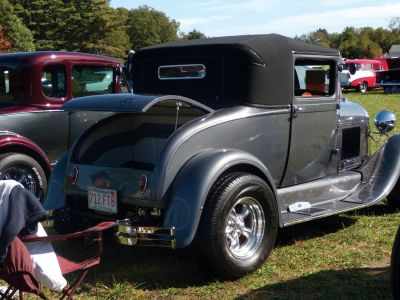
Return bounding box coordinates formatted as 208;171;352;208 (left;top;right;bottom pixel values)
6;92;400;299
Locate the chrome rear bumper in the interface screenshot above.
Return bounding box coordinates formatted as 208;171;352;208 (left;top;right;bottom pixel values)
115;219;176;248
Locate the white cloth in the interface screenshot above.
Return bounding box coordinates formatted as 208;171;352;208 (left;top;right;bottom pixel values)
0;180;24;235
25;223;67;292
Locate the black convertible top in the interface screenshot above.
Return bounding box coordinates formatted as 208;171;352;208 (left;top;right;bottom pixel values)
132;34;340;107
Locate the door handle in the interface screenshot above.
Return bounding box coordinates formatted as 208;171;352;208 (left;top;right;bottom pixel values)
294;106;304;112
292;105;305;114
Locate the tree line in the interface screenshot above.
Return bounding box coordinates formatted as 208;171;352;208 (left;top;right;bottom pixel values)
0;0;205;58
296;18;400;59
0;0;399;60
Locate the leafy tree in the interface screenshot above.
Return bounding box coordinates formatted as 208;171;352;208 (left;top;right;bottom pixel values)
10;0;63;49
10;0;130;58
328;32;342;49
127;5;179;50
367;27;395;54
389;17;400;29
338;27;382;58
0;0;34;52
181;29;207;40
297;24;400;59
61;0;130;58
296;28;331;48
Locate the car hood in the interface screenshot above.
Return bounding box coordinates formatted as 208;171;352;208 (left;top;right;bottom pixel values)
61;93;214;113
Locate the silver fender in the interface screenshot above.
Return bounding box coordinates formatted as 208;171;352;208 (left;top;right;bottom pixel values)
163;148;277;248
356;133;400;203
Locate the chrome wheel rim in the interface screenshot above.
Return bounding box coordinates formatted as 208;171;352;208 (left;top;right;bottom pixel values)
359;82;367;93
1;166;39;197
225;196;265;259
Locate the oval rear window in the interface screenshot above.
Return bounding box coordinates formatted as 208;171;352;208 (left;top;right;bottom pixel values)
158;64;206;80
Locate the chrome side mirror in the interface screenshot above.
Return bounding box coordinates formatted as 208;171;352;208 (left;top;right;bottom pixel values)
374;110;396;134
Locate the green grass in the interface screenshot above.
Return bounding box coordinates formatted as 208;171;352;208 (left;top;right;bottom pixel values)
49;206;400;300
5;91;400;299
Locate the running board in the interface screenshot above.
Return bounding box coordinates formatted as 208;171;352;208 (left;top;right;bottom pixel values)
280;134;400;227
281;200;364;226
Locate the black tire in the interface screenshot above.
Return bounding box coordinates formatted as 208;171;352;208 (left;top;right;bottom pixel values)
387;179;400;209
358;81;368;93
391;225;400;300
0;153;47;202
199;172;278;279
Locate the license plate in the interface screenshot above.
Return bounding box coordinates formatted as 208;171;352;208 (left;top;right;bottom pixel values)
88;186;117;214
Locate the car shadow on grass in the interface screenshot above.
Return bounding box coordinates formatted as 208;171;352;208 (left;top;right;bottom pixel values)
53;204;398;291
236;266;391;300
82;244;216;289
65;216;357;290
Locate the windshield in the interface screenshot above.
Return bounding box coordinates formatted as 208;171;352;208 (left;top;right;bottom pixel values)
341;63;362;72
0;67;25;104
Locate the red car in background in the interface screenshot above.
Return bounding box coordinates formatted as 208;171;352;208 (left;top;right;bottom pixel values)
339;59;386;93
0;51;130;200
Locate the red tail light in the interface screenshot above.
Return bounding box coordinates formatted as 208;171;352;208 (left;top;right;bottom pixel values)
139;174;147;194
70;167;79;185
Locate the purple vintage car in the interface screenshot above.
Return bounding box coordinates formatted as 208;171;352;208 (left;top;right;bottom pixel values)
0;51;130;200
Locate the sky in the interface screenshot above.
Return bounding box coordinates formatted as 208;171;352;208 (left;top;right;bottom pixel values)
110;0;400;38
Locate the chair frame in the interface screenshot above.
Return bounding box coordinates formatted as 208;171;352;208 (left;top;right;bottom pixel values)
1;221;116;300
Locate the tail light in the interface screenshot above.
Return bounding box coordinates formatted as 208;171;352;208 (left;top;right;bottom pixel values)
70;167;79;185
139;174;147;194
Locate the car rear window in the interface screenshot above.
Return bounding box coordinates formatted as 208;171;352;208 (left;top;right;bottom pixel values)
42;65;66;98
158;64;206;80
0;67;24;103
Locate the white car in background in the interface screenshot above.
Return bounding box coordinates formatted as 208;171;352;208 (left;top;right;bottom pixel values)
339;59;386;93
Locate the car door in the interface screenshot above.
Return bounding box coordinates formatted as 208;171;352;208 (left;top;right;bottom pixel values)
281;55;339;187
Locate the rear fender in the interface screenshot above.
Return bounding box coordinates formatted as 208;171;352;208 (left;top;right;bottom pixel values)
163;148;277;248
0;132;50;173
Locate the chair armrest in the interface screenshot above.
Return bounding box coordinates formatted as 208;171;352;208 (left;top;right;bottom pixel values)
21;221;117;243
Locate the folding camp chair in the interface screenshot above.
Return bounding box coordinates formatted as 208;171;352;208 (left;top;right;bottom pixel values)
0;221;116;300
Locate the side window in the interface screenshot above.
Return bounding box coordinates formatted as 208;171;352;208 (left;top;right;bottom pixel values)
0;69;12;101
294;59;335;97
42;65;66;98
362;64;372;71
373;63;382;71
72;66;114;97
118;74;130;93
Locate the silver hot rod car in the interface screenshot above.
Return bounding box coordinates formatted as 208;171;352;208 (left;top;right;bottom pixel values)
45;34;400;278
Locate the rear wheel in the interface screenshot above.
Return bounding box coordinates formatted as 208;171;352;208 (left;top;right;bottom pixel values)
358;81;368;93
0;153;47;202
199;173;278;279
391;225;400;299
